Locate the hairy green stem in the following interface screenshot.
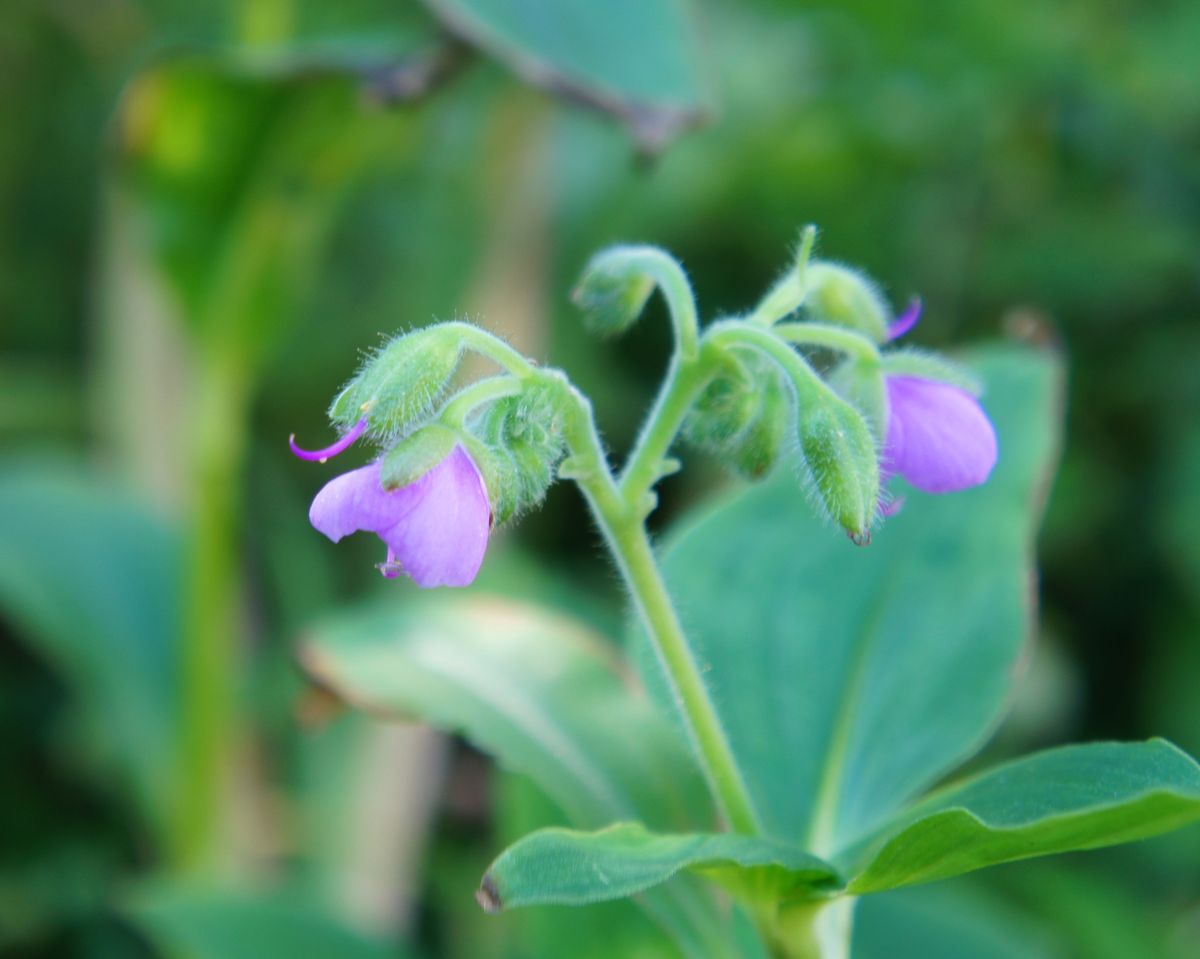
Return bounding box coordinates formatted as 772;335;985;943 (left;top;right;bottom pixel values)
773;322;881;365
750;225;817;326
547;362;761;835
615;246;701;359
439;375;523;427
442;321;537;378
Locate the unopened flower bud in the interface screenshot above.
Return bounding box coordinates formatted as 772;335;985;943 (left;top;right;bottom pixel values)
571;249;657;336
797;391;880;543
470;383;566;525
329;326;464;441
684;351;790;480
804;262;890;342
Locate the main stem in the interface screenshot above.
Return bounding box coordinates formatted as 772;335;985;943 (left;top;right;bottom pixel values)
549;347;760;835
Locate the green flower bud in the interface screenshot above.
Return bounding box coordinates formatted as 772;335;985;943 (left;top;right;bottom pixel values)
797;390;880;544
470;382;566;525
379;423;461;490
828;357;887;442
684;351;790;480
571;249;657;337
804;262;890;342
329;325;464;441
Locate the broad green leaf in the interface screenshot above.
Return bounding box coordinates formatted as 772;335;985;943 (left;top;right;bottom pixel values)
646;344;1062;854
853;884;1063;959
421;0;708;151
480;822;838;910
301;595;731;957
842;739;1200;893
131;884;398;959
302;595;707;829
0;462;180;831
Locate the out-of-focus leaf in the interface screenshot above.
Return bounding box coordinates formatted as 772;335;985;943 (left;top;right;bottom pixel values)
301;594;735;957
0;462;179;832
842;740;1200;892
646;345;1062;854
421;0;709;151
110;54;405;364
480;822;837;910
131;884;400;959
302;595;707;830
853;883;1064;959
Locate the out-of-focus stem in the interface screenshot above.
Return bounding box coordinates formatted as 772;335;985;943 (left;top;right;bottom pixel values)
170;345;248;871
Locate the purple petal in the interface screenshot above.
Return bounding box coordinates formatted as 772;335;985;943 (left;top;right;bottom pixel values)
884;375;997;493
290;417;368;462
886;298;922;341
378;446;490;588
308;461;424;543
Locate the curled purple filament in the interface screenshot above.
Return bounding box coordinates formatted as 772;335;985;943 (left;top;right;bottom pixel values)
886;298;922;342
289;417;368;463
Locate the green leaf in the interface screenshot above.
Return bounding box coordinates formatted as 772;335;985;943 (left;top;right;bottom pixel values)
301;594;708;830
301;595;727;957
420;0;709;152
480;822;838;911
853;884;1064;959
0;462;180;832
842;739;1200;893
131;884;399;959
110;54;404;364
646;344;1063;854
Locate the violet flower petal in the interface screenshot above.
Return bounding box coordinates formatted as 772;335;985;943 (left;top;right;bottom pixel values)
378;445;490;588
308;461;424;543
884;375;997;493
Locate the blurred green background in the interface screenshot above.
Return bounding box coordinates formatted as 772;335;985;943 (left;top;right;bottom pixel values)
1;0;1197;956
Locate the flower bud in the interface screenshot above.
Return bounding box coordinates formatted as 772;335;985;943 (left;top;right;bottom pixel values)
797;391;880;544
828;357;887;441
329;326;464;441
379;423;461;490
684;351;790;480
469;383;566;525
571;249;657;336
804;262;890;342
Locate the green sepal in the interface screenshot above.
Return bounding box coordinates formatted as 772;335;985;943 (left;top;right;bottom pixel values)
571;249;657;337
803;262;890;342
882;348;984;395
796;389;880;543
683;350;791;480
379;423;461;490
329;325;464;442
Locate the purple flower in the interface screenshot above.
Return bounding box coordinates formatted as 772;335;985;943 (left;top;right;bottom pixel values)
291;424;490;588
881;301;998;500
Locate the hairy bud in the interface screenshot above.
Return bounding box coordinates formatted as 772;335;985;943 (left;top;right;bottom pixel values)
684;351;790;480
804;262;890;342
571;248;657;336
329;325;464;441
469;383;566;525
797;390;880;543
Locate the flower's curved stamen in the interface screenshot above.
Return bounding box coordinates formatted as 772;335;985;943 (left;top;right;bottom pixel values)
887;298;922;341
289;417;368;463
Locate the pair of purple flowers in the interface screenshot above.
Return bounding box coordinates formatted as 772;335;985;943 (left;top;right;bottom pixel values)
293;306;996;588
